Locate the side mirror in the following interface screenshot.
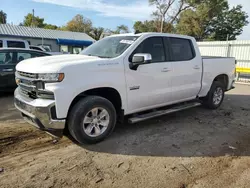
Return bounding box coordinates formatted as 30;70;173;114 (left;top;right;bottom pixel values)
132;53;152;64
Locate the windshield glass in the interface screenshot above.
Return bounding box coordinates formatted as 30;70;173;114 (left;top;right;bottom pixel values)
81;36;139;58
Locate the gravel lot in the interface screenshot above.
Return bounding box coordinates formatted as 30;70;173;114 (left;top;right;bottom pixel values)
1;84;250;188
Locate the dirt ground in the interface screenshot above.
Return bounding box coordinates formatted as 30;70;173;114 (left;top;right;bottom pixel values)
1;84;250;188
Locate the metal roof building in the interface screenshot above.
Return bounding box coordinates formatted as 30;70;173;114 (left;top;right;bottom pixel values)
0;24;95;53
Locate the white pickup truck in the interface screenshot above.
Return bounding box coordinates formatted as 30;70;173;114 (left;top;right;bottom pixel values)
14;33;236;144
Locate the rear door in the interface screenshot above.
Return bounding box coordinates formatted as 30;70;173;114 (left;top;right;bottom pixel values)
167;37;202;102
0;50;17;89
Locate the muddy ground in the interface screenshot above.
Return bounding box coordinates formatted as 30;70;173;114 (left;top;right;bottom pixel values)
0;84;250;188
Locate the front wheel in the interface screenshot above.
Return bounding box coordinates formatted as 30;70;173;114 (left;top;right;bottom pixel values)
68;96;117;144
202;81;225;109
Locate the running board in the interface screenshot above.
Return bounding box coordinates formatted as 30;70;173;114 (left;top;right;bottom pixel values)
128;102;201;124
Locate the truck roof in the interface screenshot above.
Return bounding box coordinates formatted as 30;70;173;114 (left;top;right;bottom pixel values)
109;32;195;40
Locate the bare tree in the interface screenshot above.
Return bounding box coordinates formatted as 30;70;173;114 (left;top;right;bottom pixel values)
149;0;191;32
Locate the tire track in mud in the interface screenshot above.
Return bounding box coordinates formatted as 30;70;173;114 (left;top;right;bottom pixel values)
0;121;72;158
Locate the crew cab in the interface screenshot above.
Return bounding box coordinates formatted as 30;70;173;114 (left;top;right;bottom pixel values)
14;33;236;144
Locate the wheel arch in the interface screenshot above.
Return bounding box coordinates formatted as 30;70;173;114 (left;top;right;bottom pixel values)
67;87;123;118
213;74;229;90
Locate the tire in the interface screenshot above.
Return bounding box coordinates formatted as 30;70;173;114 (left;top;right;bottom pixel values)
68;96;117;144
202;81;225;109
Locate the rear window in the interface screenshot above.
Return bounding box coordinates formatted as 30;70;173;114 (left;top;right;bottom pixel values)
30;46;43;51
7;41;25;48
31;52;49;58
0;40;2;48
169;38;195;61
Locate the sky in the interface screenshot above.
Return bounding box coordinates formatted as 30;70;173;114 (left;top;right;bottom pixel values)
1;0;250;39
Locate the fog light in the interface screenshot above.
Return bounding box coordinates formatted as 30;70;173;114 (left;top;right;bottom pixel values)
16;78;20;85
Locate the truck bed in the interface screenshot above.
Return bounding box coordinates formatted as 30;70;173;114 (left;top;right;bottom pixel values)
198;56;236;97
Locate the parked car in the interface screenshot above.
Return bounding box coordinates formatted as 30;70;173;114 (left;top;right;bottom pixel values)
0;38;29;49
0;48;50;91
14;33;236;144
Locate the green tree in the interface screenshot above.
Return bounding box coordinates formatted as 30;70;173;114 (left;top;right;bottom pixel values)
134;20;157;33
210;5;249;40
133;20;174;33
0;10;7;24
148;0;201;32
22;13;45;27
115;25;130;34
176;0;248;41
66;14;92;34
89;27;104;40
44;24;58;30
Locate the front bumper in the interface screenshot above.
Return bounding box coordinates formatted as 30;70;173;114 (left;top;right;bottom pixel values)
14;88;65;138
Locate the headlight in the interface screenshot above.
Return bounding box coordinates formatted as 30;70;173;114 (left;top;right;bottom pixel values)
37;73;64;82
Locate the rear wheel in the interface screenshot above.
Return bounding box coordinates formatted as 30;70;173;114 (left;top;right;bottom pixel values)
68;96;117;144
202;81;225;109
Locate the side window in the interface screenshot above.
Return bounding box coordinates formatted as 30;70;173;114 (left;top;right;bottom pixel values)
169;38;195;61
17;52;31;63
73;47;82;54
0;40;2;48
0;52;14;64
131;37;165;63
7;41;25;48
60;45;68;53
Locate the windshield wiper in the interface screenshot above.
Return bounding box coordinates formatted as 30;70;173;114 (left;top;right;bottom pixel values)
97;56;112;58
86;54;111;58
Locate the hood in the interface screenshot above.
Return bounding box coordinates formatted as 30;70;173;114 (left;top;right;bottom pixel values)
16;54;101;73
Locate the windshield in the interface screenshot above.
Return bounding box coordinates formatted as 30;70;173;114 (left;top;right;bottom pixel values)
81;36;139;58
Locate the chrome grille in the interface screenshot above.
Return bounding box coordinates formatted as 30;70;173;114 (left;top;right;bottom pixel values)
19;83;37;99
17;71;37;79
16;71;54;100
16;71;37;99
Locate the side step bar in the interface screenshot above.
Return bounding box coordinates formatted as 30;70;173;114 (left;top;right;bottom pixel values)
128;102;201;124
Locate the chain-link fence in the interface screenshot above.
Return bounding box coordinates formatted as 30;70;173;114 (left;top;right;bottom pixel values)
198;41;250;83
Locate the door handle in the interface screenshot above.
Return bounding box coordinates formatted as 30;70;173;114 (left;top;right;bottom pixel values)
2;68;13;72
193;65;200;70
161;68;171;72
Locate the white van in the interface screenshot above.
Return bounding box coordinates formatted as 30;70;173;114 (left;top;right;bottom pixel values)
0;38;29;49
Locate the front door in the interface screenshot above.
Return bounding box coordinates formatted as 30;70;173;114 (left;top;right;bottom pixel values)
0;51;16;90
124;37;173;114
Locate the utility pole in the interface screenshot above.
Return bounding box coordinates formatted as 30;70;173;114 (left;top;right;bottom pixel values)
226;34;229;41
160;15;164;33
31;9;35;27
